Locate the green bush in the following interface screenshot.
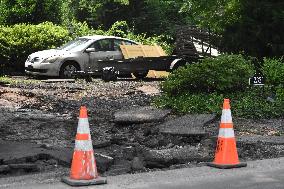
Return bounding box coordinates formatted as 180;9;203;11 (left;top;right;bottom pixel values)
261;57;284;87
154;53;284;118
161;54;254;95
0;22;70;71
155;87;284;118
154;92;224;114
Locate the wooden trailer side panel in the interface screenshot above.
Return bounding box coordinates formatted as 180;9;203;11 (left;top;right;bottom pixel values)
120;44;167;59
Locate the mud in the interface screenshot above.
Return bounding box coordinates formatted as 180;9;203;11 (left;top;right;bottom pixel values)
0;76;284;177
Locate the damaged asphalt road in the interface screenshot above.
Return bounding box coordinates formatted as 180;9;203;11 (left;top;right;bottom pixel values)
0;77;284;178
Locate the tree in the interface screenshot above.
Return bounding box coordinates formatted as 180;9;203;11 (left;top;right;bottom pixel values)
0;0;63;25
180;0;241;33
221;0;284;58
183;0;284;58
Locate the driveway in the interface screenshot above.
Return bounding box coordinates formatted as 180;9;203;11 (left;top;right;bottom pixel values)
0;157;283;189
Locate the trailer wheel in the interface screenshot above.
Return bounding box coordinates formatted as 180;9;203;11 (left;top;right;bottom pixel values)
133;71;148;79
102;67;117;82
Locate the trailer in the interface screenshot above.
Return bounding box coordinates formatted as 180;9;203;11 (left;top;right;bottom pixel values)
98;55;194;81
75;26;219;81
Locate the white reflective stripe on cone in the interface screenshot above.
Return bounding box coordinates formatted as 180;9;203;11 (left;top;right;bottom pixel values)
77;118;91;134
221;109;232;123
218;128;235;138
75;140;93;151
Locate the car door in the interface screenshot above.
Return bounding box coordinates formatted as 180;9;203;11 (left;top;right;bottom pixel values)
88;38;123;71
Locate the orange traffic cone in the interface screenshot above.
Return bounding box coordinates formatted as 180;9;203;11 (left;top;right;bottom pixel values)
62;106;107;186
207;99;247;169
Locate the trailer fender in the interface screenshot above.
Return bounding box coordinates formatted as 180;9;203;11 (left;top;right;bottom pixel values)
170;58;183;70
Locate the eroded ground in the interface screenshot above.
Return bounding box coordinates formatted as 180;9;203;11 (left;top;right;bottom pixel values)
0;76;284;177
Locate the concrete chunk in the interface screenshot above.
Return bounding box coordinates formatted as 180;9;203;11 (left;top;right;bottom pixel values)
114;106;171;124
159;114;216;137
143;146;210;168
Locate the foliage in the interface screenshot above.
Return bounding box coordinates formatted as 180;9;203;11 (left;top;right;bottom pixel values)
0;76;40;85
220;0;284;58
0;0;63;25
130;0;187;36
155;87;284;118
61;0;129;28
154;92;224;114
0;21;172;72
0;22;70;71
156;54;284;118
261;57;284;87
161;54;254;95
65;20;105;39
107;21;130;37
182;0;241;33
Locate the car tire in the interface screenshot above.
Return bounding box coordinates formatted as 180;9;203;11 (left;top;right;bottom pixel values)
133;71;148;79
59;62;80;78
101;67;117;82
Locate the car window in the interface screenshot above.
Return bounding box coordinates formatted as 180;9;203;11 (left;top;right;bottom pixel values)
114;39;136;51
58;38;91;51
91;39;113;51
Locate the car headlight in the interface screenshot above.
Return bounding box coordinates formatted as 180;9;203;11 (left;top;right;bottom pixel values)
42;56;60;63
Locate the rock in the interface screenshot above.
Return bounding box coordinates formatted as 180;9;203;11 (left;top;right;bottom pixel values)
111;135;127;145
144;137;160;148
95;153;114;173
114;106;171;124
122;146;136;160
0;165;10;173
45;147;73;166
0;141;73;167
46;159;58;165
236;135;284;160
131;157;145;171
93;140;112;148
238;136;284;145
136;85;160;95
105;160;131;176
9;163;39;172
159;114;216;137
143;145;210;168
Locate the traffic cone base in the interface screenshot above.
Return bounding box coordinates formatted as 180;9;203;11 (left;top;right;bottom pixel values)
61;176;107;186
207;162;247;169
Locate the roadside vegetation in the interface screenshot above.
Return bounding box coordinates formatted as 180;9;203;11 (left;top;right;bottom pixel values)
155;56;284;118
0;0;283;118
0;21;173;73
0;0;283;73
0;76;40;85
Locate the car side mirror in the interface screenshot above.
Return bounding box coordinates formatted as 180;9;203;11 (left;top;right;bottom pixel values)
85;48;96;53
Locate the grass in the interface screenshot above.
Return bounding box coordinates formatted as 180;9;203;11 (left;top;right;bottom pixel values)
0;76;40;85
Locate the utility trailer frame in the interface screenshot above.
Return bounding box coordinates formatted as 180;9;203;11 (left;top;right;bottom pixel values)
74;26;217;81
97;55;181;81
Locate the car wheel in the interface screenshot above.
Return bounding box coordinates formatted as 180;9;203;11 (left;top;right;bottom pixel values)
59;62;80;78
101;67;117;82
133;71;148;79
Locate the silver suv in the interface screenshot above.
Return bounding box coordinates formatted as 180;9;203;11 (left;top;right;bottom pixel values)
25;35;138;78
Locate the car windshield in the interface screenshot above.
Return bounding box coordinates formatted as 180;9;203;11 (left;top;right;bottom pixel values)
58;38;91;51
